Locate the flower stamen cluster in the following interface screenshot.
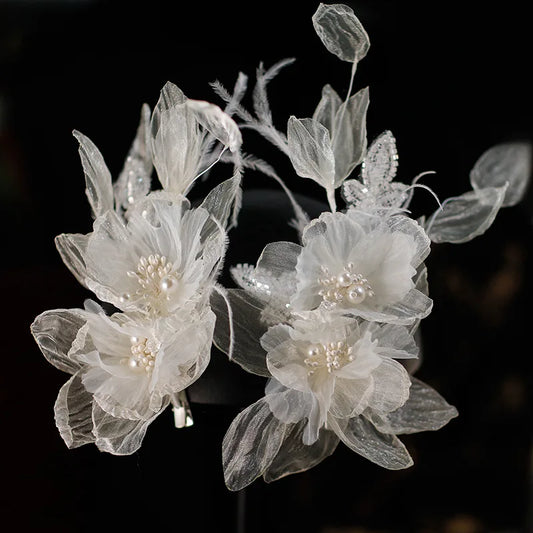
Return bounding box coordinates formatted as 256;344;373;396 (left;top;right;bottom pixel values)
126;254;180;306
304;340;354;375
123;335;160;375
318;263;374;306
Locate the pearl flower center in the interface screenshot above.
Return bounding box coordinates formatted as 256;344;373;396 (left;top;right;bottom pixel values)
304;341;354;375
125;254;180;306
123;336;160;375
318;263;374;307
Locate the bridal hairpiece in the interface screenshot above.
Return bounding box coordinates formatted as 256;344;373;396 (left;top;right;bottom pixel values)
31;3;530;488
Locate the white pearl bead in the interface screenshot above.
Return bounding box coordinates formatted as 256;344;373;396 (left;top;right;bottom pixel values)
128;358;139;369
308;347;319;358
160;277;174;291
337;273;351;287
347;285;366;304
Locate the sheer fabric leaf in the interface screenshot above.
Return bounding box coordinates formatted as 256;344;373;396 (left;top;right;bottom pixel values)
329;415;413;470
427;184;507;243
369;377;458;435
150;82;202;195
211;289;270;376
54;372;95;448
470;141;531;207
222;398;288;491
73;130;114;218
312;3;370;63
287;116;336;192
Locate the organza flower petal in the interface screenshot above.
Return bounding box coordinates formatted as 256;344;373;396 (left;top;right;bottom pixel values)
92;400;168;456
150;309;216;400
31;309;87;374
54;233;89;288
199;173;242;233
256;241;302;279
369;377;458;435
368;357;411;414
264;325;311;393
186;99;242;153
54;372;95;449
263;421;339;483
329;415;413;470
370;323;420;359
222;398;288;491
264;379;312;424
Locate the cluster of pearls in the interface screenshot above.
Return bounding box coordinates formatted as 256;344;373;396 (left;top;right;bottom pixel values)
124;254;180;305
318;263;374;307
122;336;160;375
304;341;354;375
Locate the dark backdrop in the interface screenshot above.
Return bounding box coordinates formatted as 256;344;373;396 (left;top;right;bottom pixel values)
1;1;532;532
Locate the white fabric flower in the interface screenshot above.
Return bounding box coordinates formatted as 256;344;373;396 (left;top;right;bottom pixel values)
262;315;414;445
82;194;226;317
221;312;457;490
291;209;432;324
31;301;215;454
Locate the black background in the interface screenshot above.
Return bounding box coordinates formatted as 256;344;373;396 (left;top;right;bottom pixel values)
1;1;532;532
